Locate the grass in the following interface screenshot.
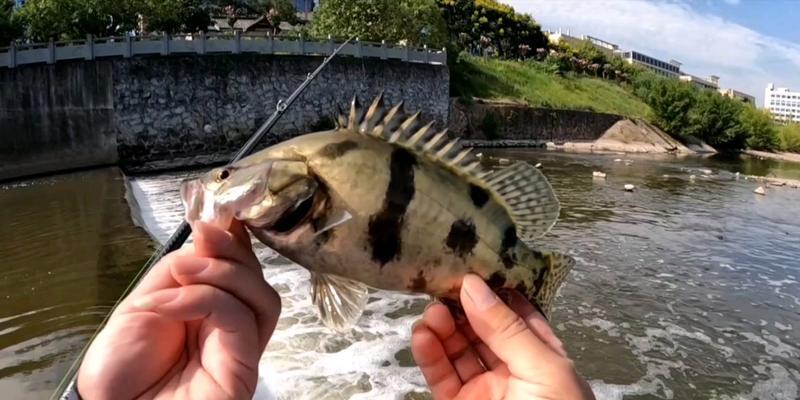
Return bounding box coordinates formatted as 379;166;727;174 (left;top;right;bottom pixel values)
451;55;652;119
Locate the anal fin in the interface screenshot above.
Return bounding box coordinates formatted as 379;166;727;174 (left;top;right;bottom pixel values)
311;272;369;331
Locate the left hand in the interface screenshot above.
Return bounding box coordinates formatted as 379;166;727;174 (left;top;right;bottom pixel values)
77;221;281;400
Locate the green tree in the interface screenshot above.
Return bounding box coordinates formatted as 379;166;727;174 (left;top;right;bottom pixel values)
436;0;547;59
686;90;748;150
16;0;139;41
311;0;447;47
633;72;696;137
0;0;22;44
778;123;800;152
740;106;779;150
141;0;212;34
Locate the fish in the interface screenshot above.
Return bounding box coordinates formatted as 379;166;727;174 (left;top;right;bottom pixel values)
180;94;575;331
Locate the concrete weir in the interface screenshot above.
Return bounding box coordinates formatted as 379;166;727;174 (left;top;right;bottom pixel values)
0;37;449;181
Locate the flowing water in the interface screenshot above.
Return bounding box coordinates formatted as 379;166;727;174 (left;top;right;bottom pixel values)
0;168;154;399
1;152;799;399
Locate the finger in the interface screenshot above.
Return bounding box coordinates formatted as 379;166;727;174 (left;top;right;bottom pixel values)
423;303;485;382
506;290;567;357
411;324;462;400
192;221;260;273
126;246;195;299
227;219;253;251
460;274;562;379
133;285;260;398
170;255;281;350
456;320;502;370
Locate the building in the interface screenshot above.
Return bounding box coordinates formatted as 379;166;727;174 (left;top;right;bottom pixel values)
719;88;756;105
621;51;681;78
544;29;620;58
680;74;719;91
765;83;800;123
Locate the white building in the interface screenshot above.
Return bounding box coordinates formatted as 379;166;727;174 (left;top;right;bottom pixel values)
544;29;620;58
719;88;756;105
620;51;681;79
680;74;719;90
765;83;800;123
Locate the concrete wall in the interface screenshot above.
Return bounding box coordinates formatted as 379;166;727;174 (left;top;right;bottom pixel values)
448;100;622;142
0;54;449;180
0;62;118;180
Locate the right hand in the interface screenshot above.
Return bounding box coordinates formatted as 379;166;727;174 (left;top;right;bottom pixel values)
411;274;595;400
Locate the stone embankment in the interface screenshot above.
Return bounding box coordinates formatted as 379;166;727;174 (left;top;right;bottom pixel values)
449;99;702;154
0;54;449;180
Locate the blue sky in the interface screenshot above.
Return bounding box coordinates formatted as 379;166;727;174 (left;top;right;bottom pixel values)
504;0;800;106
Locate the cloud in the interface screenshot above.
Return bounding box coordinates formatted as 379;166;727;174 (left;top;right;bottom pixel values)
504;0;800;106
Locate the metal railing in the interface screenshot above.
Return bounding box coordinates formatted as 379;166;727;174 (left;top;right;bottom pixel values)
0;32;447;69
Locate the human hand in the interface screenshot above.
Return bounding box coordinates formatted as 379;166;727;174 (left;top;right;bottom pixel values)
411;274;595;400
77;221;281;400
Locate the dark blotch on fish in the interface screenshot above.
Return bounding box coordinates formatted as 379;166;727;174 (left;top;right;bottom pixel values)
409;270;427;291
368;148;417;265
445;218;478;259
499;226;517;269
318;140;359;159
440;298;466;321
532;264;548;298
469;184;489;208
487;272;506;289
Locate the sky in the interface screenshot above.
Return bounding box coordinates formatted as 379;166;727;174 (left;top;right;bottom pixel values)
504;0;800;107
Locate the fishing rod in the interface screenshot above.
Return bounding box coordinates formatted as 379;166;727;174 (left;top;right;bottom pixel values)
53;36;354;400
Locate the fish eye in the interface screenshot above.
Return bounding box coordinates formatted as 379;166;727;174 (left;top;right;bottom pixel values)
216;169;230;182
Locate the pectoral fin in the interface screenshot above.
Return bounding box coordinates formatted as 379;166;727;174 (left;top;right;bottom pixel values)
311;272;369;331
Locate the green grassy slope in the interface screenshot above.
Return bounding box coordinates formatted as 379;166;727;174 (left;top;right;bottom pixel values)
452;56;652;119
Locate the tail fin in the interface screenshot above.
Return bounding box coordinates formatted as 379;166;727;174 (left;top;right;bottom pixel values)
532;251;575;318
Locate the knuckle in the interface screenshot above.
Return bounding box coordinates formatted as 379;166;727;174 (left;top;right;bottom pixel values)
492;310;530;342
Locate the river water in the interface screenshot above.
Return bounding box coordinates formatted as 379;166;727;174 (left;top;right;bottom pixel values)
1;151;798;399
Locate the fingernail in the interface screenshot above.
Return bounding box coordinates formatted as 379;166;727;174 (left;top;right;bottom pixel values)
132;289;180;310
463;275;499;311
174;257;209;275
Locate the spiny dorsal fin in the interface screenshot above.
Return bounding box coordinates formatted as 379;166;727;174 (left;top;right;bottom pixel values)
336;95;560;242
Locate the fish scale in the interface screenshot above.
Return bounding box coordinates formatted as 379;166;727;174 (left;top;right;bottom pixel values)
180;94;575;331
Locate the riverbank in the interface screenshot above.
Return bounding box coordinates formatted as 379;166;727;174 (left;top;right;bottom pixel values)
743;149;800;163
450;100;698;154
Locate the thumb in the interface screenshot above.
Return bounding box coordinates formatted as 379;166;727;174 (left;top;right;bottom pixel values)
460;274;562;377
191;221;259;271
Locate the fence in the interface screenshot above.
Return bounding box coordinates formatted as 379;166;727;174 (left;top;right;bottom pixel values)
0;33;447;69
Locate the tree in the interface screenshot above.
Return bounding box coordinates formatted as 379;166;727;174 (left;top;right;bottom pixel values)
251;0;298;35
741;106;779;150
686;90;748;150
436;0;547;59
633;72;696;137
311;0;448;48
16;0;139;41
141;0;212;34
778;123;800;153
0;0;22;44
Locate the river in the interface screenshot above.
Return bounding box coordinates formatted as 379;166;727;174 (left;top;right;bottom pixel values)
0;151;798;399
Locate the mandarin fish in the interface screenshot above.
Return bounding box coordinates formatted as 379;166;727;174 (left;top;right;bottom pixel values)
180;94;574;330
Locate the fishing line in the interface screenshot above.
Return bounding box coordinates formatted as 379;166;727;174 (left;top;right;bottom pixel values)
52;36;354;400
